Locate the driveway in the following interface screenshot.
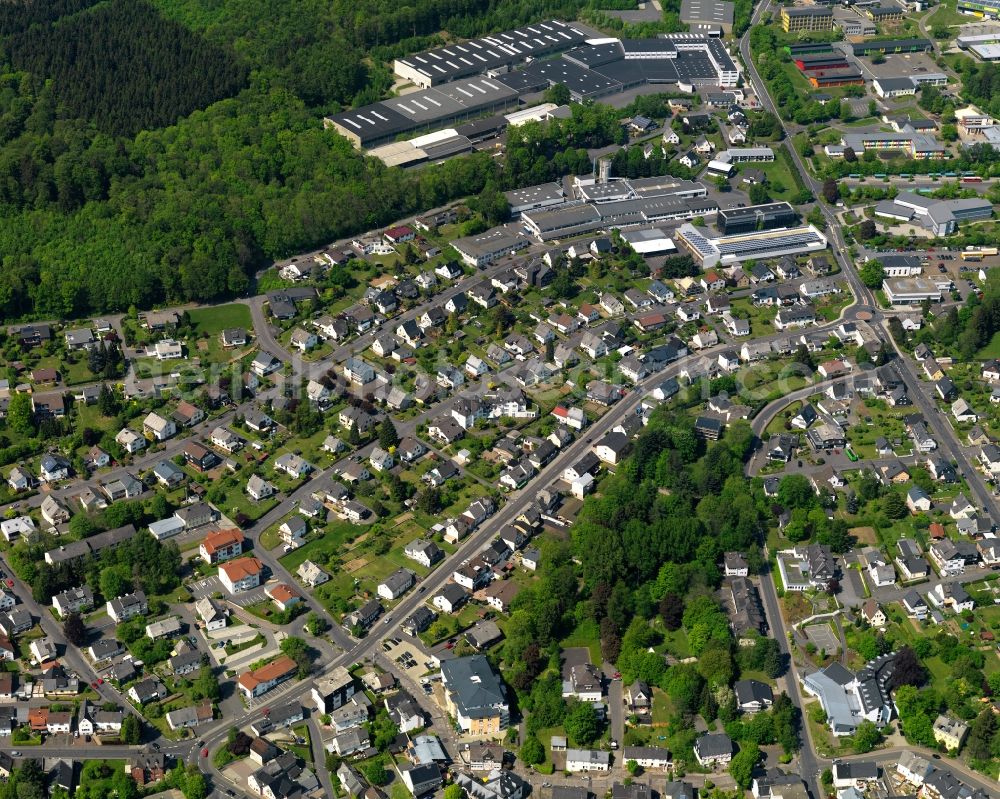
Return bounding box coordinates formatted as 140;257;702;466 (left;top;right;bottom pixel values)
842;568;868;609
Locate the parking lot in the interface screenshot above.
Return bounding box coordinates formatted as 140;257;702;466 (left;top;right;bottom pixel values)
187;575;268;607
382;637;438;688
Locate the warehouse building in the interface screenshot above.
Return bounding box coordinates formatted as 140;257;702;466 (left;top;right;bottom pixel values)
325;77;520;149
368;128;477;168
332;33;740;149
393;20;586;88
620;228;677;254
956;0;1000;15
452;229;530;268
574;176;708;204
522;196;719;241
957;32;1000;60
676;223;828;268
505;183;567;216
780;7;834;32
546;34;741;97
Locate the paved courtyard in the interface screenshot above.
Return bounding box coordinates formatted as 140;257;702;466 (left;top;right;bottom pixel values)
804;622;840;655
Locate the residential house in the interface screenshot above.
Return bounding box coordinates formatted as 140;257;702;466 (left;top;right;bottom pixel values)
694;733;734;767
219;556;264;593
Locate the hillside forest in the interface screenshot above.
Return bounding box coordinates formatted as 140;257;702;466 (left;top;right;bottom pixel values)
0;0;678;322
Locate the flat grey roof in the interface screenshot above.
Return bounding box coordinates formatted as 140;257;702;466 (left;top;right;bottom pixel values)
396;20;587;83
519;58;623;98
329;76;518;145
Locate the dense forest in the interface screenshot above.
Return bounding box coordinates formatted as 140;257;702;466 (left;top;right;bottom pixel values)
151;0;594;107
0;0;673;321
501;406;802;767
4;0;247;136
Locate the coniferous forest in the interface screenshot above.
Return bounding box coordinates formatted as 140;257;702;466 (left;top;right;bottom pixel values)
5;0;247;136
0;0;596;321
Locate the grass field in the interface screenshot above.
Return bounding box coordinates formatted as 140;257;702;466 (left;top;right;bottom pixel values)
560;618;602;666
925;0;969;28
186;303;253;366
976;330;1000;359
280;522;361;571
187;304;251;335
751;153;801;203
729;297;777;337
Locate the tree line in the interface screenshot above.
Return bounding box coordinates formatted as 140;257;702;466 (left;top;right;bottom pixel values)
10;526;182;605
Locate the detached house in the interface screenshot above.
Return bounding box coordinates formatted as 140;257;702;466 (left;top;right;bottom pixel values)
142;413;176;442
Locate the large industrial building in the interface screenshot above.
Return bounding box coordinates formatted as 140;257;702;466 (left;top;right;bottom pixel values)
544;34;741;99
957;31;1000;60
873;191;993;236
324;77;520;149
573;176;708;203
521;194;719;242
495;175;716;240
676;222;828;268
328;31;740;149
393;20;587;88
452;229;530;268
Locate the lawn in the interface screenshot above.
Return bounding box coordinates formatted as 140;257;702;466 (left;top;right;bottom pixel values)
225;633;265;656
560;618;602;666
75;402;119;434
186;304;253;366
729;297;777;337
200;473;279;522
659;627;691;659
766;400;802;436
651;687;675;727
289;723;313;764
280;521;361;571
976;330;1000;359
77;760;128;797
750;152;801;203
925;0;970;28
815;293;852;322
187;304;252;335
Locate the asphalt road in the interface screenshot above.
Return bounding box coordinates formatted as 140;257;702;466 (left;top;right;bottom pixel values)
738;6;1000;796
